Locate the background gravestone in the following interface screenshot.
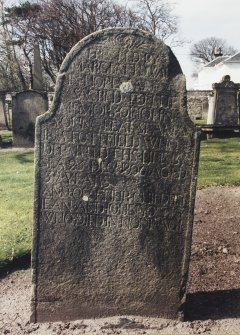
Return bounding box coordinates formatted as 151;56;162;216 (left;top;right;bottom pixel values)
31;28;200;323
12;90;48;147
207;75;240;126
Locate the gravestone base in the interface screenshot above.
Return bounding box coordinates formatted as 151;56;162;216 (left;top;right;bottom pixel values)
201;125;240;139
31;299;184;323
13;133;35;148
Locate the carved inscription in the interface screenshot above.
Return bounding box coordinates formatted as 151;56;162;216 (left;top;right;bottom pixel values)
39;40;193;234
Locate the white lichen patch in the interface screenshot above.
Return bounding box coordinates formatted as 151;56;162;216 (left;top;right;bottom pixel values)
120;81;133;93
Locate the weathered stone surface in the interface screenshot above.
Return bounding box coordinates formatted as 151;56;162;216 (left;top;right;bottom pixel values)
207;75;240;126
187;90;210;120
31;28;200;323
12;90;48;147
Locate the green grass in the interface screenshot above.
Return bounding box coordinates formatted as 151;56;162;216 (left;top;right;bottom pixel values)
0;151;34;265
0;129;13;144
198;138;240;188
194;119;207;125
0;137;239;265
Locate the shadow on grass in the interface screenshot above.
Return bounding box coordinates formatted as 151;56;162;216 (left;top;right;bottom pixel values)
15;152;34;164
185;289;240;320
203;138;240;154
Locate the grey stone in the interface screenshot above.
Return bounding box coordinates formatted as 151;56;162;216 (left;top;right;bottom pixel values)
31;28;200;323
207;94;215;124
32;43;44;91
207;75;240;126
187;90;210;121
12;90;48;147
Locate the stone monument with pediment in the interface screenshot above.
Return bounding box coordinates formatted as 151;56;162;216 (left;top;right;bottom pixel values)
31;28;200;323
207;75;240;126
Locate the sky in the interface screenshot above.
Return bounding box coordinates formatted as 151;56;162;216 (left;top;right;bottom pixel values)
4;0;240;88
174;0;240;88
124;0;240;88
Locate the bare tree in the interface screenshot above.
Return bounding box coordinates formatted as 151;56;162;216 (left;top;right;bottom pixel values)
0;0;29;90
133;0;179;44
0;0;43;91
30;0;143;83
0;0;180;89
190;37;238;65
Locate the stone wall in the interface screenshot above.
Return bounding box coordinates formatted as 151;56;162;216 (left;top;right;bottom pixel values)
187;90;212;120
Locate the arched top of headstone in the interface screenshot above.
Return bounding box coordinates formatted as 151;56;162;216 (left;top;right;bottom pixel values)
14;89;47;98
38;27;194;131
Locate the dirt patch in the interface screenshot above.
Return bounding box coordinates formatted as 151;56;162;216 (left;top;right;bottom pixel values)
1;186;240;334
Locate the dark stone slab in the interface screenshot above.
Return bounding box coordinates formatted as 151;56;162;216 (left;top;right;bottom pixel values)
12;90;48;147
207;75;240;126
31;28;200;322
32;43;44;91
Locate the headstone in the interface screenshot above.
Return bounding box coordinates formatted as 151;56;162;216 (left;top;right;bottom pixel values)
207;75;240;126
31;28;200;323
187;90;210;121
32;43;44;91
12;90;48;147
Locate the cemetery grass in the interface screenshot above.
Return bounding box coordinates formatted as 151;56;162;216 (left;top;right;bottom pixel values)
198;137;240;188
0;137;240;265
0;151;34;266
193;119;207;125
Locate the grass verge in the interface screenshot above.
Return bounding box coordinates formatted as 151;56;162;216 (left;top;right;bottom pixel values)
194;120;207;125
0;151;34;265
198;138;240;188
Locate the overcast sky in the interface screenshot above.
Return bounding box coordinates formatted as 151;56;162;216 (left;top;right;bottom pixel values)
124;0;240;88
174;0;240;88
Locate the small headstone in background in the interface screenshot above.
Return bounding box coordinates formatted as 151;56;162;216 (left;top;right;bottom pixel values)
12;90;48;147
